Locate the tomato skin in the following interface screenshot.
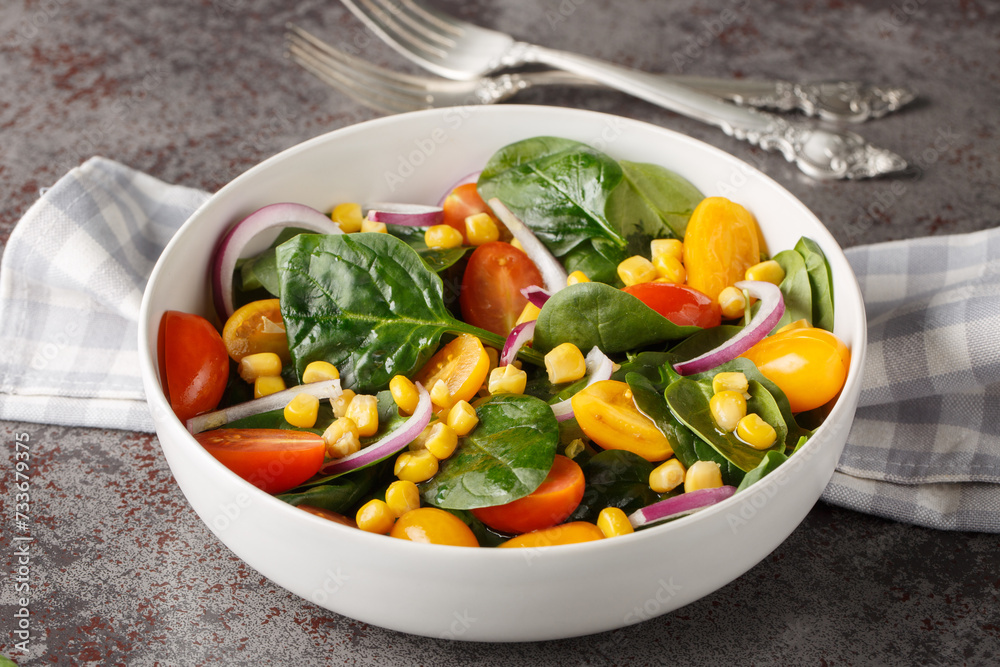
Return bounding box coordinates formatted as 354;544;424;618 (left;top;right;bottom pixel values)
472;455;585;535
222;298;290;363
460;242;544;337
159;311;229;424
741;327;850;413
683;197;761;302
413;334;490;407
621;283;721;328
298;505;357;528
390;507;479;547
442;183;495;243
194;428;325;494
571;380;673;461
498;521;605;548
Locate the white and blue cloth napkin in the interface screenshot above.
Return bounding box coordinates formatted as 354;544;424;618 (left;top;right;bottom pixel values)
1;157;997;532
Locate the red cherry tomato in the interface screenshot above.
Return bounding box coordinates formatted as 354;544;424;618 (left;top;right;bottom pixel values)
442;182;496;243
460;241;544;337
621;282;721;328
194;428;326;494
158;310;229;424
472;455;585;535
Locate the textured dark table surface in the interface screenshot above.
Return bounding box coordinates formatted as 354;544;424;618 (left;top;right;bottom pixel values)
2;1;1000;665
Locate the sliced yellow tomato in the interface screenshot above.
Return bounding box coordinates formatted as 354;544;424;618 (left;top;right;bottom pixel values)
498;521;605;548
222;298;290;363
390;507;479;547
570;380;673;461
413;334;490;406
683;197;762;302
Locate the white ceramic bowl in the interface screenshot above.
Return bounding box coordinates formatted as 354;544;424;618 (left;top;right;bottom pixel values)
138;105;866;642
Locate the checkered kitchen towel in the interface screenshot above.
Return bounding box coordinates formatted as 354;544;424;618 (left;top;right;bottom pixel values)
1;157;998;532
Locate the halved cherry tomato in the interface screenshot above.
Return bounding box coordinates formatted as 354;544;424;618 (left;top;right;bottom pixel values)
683;197;762;302
460;242;544;337
390;507;479;547
741;327;850;413
194;428;325;494
442;182;498;243
498;521;605;548
472;455;585;535
622;282;721;328
298;505;357;528
158;310;229;424
413;334;490;406
222;298;290;363
571;380;673;461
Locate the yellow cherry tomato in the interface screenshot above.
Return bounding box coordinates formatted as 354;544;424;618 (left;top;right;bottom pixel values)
222;298;290;363
413;334;490;407
498;522;605;548
683;197;762;302
389;507;479;547
570;380;673;461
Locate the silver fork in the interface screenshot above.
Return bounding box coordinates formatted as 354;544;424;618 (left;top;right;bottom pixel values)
339;0;910;180
287;24;913;122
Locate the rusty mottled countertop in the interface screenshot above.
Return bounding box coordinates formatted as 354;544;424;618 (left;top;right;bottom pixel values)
2;0;999;664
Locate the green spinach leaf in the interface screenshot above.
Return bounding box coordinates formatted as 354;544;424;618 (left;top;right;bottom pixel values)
626;373;700;468
605;160;704;248
568;450;660;523
736;450;789;492
278;463;384;513
772;249;813;329
795;237;835;332
561;237;627;285
387;224;469;273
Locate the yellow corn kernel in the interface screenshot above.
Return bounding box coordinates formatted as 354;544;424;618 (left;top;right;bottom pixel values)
544;342;587;385
745;259;785;285
394;449;439;483
254;375;286;399
284;392;319;429
487;364;527;395
777;318;810;334
652;254;686;284
446;400;478;436
408;422;434;451
429;378;455;410
718;285;747;320
424;224;463;249
385;480;421;517
649;458;686;493
361;215;388;233
302;360;339;384
346;394;379;437
323;417;361;459
737;413;778;450
515;301;542;326
331;388;356;419
566;270;590;286
597;507;635;538
712;371;749;395
356;499;395;534
238;352;282;382
564;438;585;460
684;460;723;493
389;375;420;414
709;390;747;432
465;212;499;245
510;238;524;252
650;238;684;263
332;202;363;233
424;422;458;460
617;255;658;287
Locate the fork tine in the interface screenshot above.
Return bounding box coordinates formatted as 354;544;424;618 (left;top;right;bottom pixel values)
395;0;464;37
351;0;452;60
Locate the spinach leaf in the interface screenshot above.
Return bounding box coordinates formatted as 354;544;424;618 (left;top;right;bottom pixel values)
533;282;701;354
668;325;743;362
420;394;559;510
693;439;746;487
477;136;625;255
561;237;627;286
238;227;317;298
626;372;699;468
736;450;789;492
613;351;680;391
387;224;469;273
605;160;704;248
772;249;813;329
278;463;383;513
568;450;660;523
795;237;835;332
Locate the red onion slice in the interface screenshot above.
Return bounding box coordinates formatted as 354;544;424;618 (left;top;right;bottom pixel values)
436;171;482;206
521;285;551;309
628;485;737;528
672;280;785;376
365;203;444;227
212;202;342;321
500;320;537;367
549;346;615;421
487;198;568;293
318;382;432;477
186;379;342;435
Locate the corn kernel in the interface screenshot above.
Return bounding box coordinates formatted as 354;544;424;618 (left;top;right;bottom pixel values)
424;224;463;249
566;270;590;285
408;423;434;451
238;352;282;382
544;342;587;385
446;400;478;436
718;285;747;320
712;371;749;395
385;480;421;517
389;375;420;414
745;259;785;285
777;318;810;334
254;375;286;399
346;394;379;437
684;460;723;493
617;255;658;287
331;388;356;419
510;238;524;252
597;507;635;538
564;438;585;460
515;301;541;326
736;413;778;450
284;393;319;429
332;202;363;233
429;378;455;409
488;364;527;395
649;458;686;493
323;417;361;459
394;449;439;483
360;216;387;233
652;254;686;284
424;422;458;460
465;212;499;245
650;238;684;263
302;360;339;384
356;499;395;534
709;390;747;432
